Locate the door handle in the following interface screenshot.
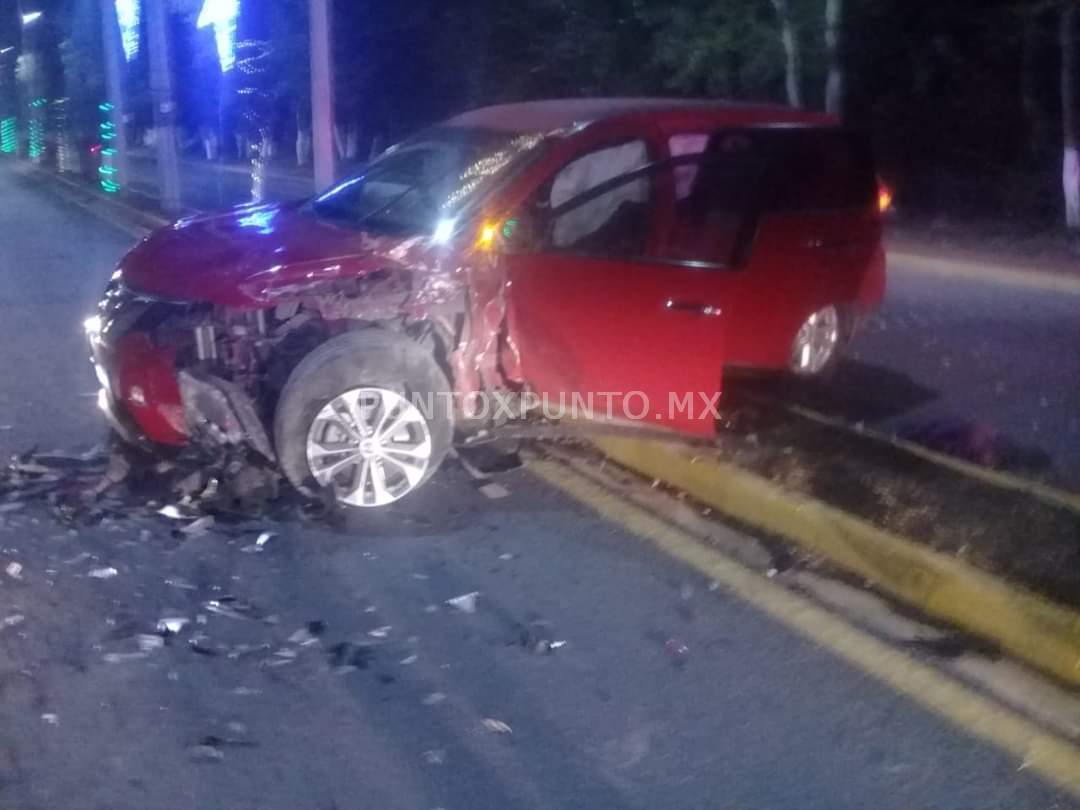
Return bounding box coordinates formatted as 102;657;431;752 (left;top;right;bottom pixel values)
664;299;722;317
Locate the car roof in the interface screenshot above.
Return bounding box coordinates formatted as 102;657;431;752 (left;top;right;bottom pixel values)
445;98;837;134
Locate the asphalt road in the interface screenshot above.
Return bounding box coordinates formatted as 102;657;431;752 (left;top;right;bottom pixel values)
852;263;1080;487
1;161;1077;809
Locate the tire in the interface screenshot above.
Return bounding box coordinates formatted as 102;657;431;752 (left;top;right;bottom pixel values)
789;304;849;378
274;330;453;508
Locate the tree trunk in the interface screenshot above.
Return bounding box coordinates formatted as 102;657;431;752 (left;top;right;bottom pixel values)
771;0;803;108
1062;2;1080;229
824;0;844;117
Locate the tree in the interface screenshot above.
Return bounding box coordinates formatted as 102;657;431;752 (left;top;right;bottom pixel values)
823;0;843;116
1062;0;1080;228
770;0;803;106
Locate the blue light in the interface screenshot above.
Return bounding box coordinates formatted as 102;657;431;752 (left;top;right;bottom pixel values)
237;208;277;234
115;0;140;62
198;0;240;73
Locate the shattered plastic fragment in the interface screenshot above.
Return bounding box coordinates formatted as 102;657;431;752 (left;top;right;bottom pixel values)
482;718;513;734
479;482;511;500
88;566;119;579
242;531;275;553
188;744;225;763
41;713;59;726
400;653;419;665
157;617;190;635
423;749;446;765
5;561;22;579
422;692;446;706
368;625;392;639
2;614;25;629
445;591;480;613
165;577;198;590
181;516;215;536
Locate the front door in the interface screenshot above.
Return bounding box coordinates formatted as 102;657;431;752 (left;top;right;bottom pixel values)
502;133;733;436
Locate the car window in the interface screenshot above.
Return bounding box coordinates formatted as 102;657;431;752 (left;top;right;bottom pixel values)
662;132;767;267
536;140;653;258
661;128;876;267
305;128;546;236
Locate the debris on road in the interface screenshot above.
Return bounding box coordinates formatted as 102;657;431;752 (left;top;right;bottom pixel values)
481;718;513;734
517;620;567;655
445;591;480;613
422;748;447;765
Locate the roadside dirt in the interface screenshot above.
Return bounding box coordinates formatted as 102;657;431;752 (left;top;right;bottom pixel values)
713;396;1080;607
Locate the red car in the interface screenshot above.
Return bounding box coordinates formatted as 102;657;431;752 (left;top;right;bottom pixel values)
87;98;886;509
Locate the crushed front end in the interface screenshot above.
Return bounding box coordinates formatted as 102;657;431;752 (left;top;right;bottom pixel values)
86;279;280;460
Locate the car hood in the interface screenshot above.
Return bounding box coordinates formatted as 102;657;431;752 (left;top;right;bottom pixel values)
119;203;436;308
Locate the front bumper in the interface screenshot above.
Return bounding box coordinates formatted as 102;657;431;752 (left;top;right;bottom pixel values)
86;283;192;447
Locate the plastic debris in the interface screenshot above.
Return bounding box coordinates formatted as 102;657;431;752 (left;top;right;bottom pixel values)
481;718;513;734
188;743;225;763
399;653;419;665
445;592;480;614
88;566;119;579
2;614;25;629
165;578;198;592
288;621;324;647
40;713;59;726
422;749;446;765
5;561;22;579
368;625;392;639
518;620;566;655
104;651;149;663
422;692;446;706
157;617;190;635
479;482;511;500
181;516;216;536
242;531;275;553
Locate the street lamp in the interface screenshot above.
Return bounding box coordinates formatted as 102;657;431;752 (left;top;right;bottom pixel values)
21;11;43;25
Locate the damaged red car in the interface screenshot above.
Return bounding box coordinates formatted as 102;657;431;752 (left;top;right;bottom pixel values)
86;98;886;509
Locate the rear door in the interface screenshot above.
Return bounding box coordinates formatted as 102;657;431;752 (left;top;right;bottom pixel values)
502;128;732;435
656;128;881;369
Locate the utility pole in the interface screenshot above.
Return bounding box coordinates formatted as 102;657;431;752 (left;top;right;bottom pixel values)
146;0;181;212
99;0;128;191
309;0;335;190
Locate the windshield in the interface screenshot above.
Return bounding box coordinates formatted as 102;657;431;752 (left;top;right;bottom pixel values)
303;128;547;236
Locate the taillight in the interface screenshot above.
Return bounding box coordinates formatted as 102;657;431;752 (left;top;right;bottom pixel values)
877;180;893;214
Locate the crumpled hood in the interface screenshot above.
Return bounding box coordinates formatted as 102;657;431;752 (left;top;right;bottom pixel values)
119;203;427;308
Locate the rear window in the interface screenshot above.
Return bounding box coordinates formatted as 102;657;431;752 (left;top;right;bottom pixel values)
660;128;876;267
672;128;877;214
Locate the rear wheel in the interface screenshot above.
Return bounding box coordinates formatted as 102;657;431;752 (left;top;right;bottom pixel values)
274;331;453;508
789;304;846;377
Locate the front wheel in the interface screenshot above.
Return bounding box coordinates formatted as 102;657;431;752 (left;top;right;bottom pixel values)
274;331;453;509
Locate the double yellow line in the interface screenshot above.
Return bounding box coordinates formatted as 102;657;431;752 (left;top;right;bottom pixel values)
530;456;1080;799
